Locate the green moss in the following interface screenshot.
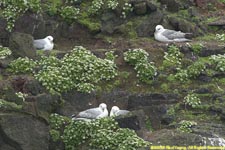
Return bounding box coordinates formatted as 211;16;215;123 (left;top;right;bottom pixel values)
145;118;154;131
77;9;101;33
0;99;22;110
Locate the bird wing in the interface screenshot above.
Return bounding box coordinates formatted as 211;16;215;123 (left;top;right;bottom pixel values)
76;108;102;119
33;39;46;49
161;29;186;40
116;110;130;116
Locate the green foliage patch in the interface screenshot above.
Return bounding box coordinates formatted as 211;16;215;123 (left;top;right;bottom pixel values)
49;114;150;150
124;48;157;84
9;46;117;94
0;46;12;59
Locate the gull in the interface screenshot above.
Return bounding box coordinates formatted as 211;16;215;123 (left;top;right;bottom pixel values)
33;36;54;50
154;25;192;42
110;106;130;117
72;103;109;121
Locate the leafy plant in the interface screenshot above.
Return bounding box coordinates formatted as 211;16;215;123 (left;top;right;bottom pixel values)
0;46;11;59
9;57;36;74
15;92;28;101
124;49;157;84
0;0;41;31
210;54;225;72
120;2;133;19
162;45;183;70
124;48;149;65
190;43;203;55
105;51;118;61
177;120;197;133
184;92;201;108
215;34;225;41
35;46;117;94
49;114;150;150
60;6;80;23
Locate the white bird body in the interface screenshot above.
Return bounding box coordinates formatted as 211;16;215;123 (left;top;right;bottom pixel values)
154;25;192;42
33;36;54;51
110;106;130;117
72;103;108;121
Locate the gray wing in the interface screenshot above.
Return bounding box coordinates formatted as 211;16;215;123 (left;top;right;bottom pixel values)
33;39;46;49
116;110;130;116
76;108;102;119
162;29;186;40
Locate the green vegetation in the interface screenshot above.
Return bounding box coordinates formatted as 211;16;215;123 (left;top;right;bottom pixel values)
0;99;22;110
124;48;157;84
0;0;133;32
177;120;197;133
215;34;225;42
60;6;80;23
49;114;150;150
161;45;183;71
190;43;203;55
0;0;41;31
9;46;117;94
210;54;225;72
9;57;36;74
0;46;12;59
184;92;201;108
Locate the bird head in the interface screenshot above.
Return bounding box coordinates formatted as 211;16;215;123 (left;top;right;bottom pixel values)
46;36;54;43
99;103;107;111
155;25;164;32
110;106;120;116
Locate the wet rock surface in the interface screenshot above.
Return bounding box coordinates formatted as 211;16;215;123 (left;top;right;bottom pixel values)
0;113;49;150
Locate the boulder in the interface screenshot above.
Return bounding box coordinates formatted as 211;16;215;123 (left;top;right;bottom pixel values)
115;109;148;131
136;11;163;37
158;0;194;12
59;91;97;116
132;1;148;15
0;18;9;46
0;113;49;150
147;129;204;146
168;16;203;37
98;89;130;111
101;12;124;34
9;32;36;59
128;93;178;108
24;93;61;117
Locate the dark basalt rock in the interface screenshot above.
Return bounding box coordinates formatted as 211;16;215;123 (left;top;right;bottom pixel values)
115;109;148;131
0;113;49;150
59;91;97;116
9;32;36;59
147;129;204;146
101;12;124;34
136;11;163;37
128;93;178;109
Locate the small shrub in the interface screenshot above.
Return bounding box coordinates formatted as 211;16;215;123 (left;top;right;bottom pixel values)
162;45;183;70
60;6;80;23
49;114;150;150
190;43;203;55
124;48;149;65
9;57;36;74
184;92;201;108
210;54;225;72
124;49;157;84
178;120;197;133
0;46;11;59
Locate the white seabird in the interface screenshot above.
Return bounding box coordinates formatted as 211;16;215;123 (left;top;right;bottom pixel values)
110;106;130;117
72;103;109;121
154;25;192;42
33;36;54;51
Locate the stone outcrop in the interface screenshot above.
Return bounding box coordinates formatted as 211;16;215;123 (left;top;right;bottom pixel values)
9;32;36;59
0;113;49;150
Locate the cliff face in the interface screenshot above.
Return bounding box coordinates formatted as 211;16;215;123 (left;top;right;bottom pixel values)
1;0;225;150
